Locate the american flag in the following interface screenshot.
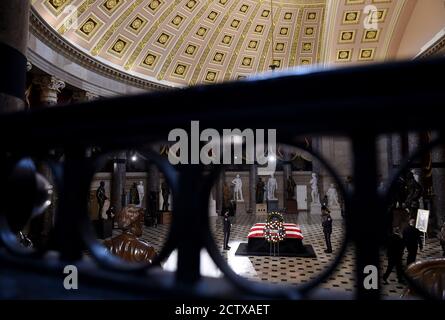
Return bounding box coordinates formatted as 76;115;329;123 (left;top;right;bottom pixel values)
247;223;304;239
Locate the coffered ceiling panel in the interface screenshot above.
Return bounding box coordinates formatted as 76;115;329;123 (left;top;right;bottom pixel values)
322;0;413;65
32;0;326;87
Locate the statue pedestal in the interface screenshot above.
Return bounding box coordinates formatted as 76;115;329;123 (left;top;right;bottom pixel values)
267;200;279;212
236;201;246;215
93;219;112;239
286;199;298;214
160;211;172;224
256;203;267;214
310;203;322;215
330;206;342;219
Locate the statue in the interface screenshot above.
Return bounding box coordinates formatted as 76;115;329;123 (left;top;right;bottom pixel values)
255;177;265;203
161;181;170;211
103;205;157;264
286;175;296;199
405;171;422;215
267;174;278;201
310;173;320;204
326;184;340;207
231;174;244;201
129;182;140;205
96;181;108;218
121;188;127;207
101;199;111;220
137;181;145;207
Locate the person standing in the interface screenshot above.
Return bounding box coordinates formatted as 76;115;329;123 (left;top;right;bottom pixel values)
223;211;232;250
96;181;108;218
383;228;405;284
403;218;423;266
321;205;333;253
439;221;445;257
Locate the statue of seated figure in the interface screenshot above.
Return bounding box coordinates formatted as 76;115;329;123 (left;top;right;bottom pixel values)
103;205;157;264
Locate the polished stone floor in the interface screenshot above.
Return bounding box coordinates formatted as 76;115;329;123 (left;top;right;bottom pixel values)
137;212;443;299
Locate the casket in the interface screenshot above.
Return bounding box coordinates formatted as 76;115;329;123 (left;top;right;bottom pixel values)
247;223;305;252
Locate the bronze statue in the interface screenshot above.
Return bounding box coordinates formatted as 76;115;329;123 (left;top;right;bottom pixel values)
161;181;170;211
405;171;422;216
96;181;107;217
255;178;265;203
286;175;296;199
129;182;140;205
103;205;157;264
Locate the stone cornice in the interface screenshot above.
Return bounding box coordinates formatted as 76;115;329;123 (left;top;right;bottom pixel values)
29;8;172;92
416;30;445;60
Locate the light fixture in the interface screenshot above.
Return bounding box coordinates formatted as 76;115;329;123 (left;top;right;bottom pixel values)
131;154;138;162
268;154;276;162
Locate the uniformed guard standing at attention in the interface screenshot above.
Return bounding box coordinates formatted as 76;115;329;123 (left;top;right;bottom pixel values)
223;211;232;250
321;205;333;253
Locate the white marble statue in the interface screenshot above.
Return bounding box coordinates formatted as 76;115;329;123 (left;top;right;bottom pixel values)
232;174;244;201
310;173;320;204
101;199;110;220
137;181;145;207
267;174;278;201
326;183;340;207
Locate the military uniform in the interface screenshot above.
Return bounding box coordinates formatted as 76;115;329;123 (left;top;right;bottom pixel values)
383;232;405;283
322;212;333;253
223;215;231;250
403;224;423;266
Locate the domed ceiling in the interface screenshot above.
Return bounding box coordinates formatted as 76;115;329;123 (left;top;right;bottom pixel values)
31;0;413;87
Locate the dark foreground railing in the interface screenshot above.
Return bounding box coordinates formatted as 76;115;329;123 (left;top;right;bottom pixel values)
0;57;444;300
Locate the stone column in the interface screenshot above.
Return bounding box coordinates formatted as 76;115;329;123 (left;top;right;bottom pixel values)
311;136;322;174
111;152;126;214
431;132;445;231
216;169;224;214
248;164;257;213
391;134;403;168
28;74;64;247
0;0;30;113
147;162;160;212
408;133;421;157
33;75;66;106
283;163;292;205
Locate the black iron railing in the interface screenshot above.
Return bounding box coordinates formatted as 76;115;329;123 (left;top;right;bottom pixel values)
0;57;444;300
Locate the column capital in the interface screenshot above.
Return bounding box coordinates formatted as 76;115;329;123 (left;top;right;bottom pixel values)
33;75;65;93
33;75;65;105
26;60;32;72
85;91;99;101
72;90;99;102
